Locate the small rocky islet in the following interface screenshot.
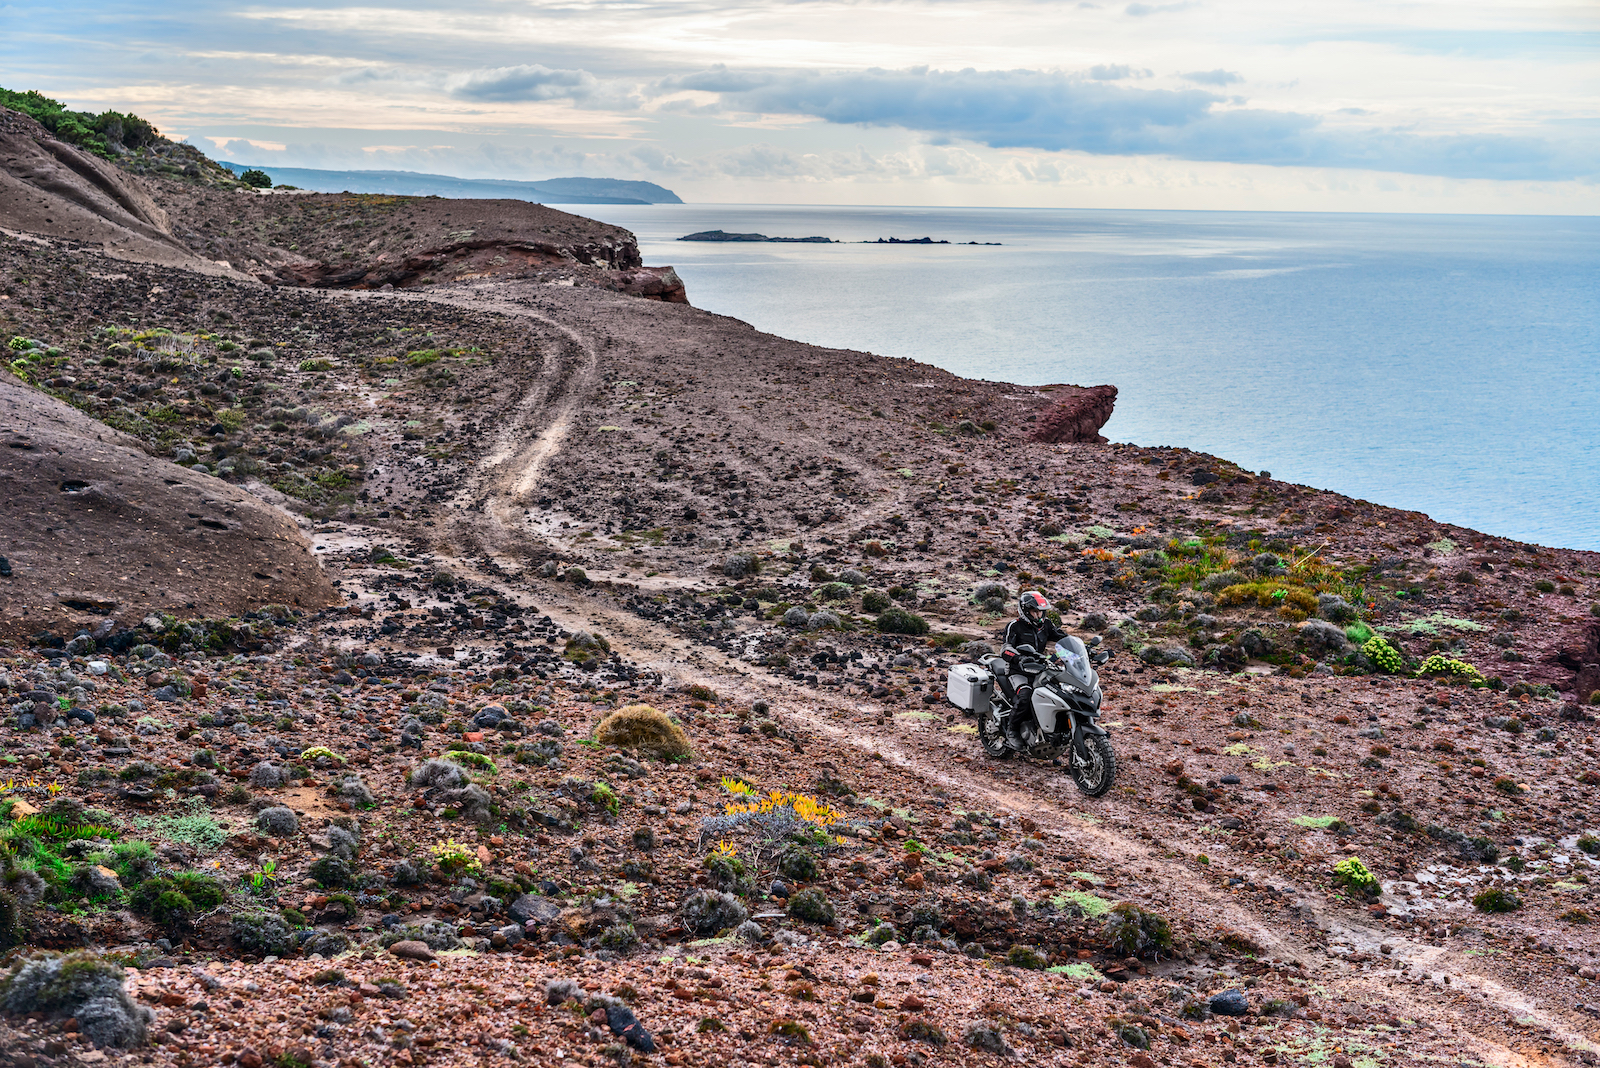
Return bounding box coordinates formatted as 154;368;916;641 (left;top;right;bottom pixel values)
679;230;1001;245
0;94;1597;1068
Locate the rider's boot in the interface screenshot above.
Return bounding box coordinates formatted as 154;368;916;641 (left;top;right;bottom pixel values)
1004;688;1030;750
1003;713;1026;750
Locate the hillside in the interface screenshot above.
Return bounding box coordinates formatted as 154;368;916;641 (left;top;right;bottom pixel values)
0;100;1597;1068
216;164;683;205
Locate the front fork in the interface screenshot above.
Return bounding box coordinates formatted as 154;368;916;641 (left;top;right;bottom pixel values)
1067;710;1108;762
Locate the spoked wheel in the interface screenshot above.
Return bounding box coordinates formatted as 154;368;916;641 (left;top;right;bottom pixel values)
1071;734;1117;796
978;705;1012;759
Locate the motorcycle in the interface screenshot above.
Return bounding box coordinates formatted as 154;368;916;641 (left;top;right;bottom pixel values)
946;636;1117;797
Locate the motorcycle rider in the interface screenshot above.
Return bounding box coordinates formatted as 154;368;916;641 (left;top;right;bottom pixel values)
997;591;1068;749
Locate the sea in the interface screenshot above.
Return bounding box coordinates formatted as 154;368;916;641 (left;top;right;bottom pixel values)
577;204;1600;552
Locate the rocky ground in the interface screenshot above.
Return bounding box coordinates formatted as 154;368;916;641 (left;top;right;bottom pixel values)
1;107;1598;1068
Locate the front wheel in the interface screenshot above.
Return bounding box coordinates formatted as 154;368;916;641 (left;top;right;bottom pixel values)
1071;734;1116;796
978;706;1011;759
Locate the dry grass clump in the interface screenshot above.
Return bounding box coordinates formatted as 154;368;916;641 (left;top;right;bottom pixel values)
594;704;691;760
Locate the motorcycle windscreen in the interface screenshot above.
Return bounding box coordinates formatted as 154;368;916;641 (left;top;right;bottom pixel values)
1053;636;1096;692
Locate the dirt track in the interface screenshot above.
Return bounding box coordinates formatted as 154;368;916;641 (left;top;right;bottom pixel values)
1;106;1597;1066
363;277;1595;1068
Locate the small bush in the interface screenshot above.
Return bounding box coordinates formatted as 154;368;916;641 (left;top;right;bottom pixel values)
231;911;294;957
1416;655;1485;684
593;705;691;760
704;848;750;893
1332;856;1379;895
861;589;891;613
681;890;747;933
786;888;835;925
777;847;818;883
876;608;929;636
899;1018;947;1046
1102;902;1173;958
408;758;467;790
257;806;299;837
597;923;639;952
0;952;148;1048
248;762;284;788
1473;887;1521;913
1362;636;1403;673
337;774;375;805
308;856;353;888
1005;944;1047;969
239;168;272;188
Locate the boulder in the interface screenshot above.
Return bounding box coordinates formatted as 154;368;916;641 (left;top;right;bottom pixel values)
387;940;435;962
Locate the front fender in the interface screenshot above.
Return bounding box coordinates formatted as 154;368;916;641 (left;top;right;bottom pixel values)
1070;716;1108;760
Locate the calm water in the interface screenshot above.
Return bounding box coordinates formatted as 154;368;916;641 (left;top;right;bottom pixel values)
577;204;1600;551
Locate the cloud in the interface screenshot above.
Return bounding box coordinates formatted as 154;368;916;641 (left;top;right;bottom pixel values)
1089;64;1151;81
445;64;637;108
1182;68;1242;86
667;65;1587;180
1125;2;1194;16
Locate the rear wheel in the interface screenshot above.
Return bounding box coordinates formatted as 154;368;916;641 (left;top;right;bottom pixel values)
978;705;1011;759
1071;734;1116;796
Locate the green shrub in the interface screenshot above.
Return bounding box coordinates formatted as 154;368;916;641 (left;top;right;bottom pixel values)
1362;635;1402;673
230;911;294;956
0;87;160;161
1416;655;1485;684
1332;856;1379;894
1102;902;1173;958
239;169;272;188
860;590;891;613
777;847;819;883
703;848;749;892
445;751;497;774
308;856;353;888
597;922;638;951
875;607;928;636
127;872;221;928
786;888;835;925
1473;887;1521;913
1005;944;1048;969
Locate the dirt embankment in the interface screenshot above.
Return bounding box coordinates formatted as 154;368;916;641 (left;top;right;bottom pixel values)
0;109;217;272
0;371;338;637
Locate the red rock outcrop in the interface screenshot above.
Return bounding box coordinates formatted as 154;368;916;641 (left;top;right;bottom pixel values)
1029;384;1118;443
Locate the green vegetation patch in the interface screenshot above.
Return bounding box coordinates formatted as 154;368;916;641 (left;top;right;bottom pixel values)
0;86;160;160
1052;890;1111;918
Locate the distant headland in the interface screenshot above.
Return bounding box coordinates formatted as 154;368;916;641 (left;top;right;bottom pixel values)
679;230;1000;245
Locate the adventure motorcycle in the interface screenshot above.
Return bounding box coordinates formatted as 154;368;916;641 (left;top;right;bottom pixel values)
946;636;1117;797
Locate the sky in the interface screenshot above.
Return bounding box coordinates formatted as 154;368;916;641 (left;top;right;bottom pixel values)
2;0;1597;212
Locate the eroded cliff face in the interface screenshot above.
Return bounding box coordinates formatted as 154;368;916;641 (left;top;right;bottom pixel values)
0;109;219;272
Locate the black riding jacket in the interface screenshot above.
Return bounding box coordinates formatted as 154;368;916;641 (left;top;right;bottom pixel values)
1002;617;1068;659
